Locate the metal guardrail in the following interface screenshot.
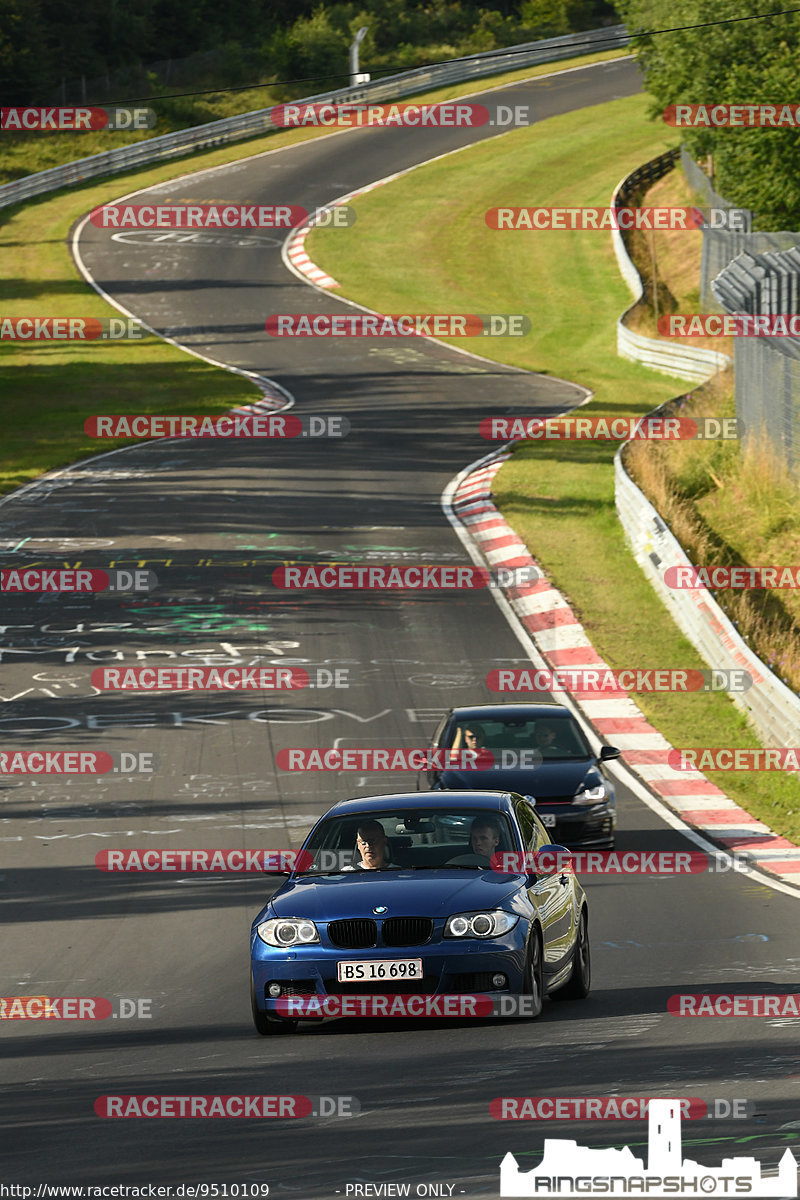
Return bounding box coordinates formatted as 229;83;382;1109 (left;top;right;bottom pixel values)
615;448;800;745
612;155;800;745
0;25;629;212
611;150;730;382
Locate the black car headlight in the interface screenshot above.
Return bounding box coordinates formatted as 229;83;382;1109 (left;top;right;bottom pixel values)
444;910;519;939
257;918;320;947
572;780;609;805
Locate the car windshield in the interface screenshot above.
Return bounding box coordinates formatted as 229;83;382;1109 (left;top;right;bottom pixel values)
445;716;590;761
296;809;519;874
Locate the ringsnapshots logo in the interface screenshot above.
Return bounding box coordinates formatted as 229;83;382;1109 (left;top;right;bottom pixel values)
659;314;800;337
499;1098;798;1197
269;101;532;128
1;568;156;592
266;314;529;337
272;563;539;590
487;668;753;694
1;106;156;131
0;317;144;340
481;416;741;441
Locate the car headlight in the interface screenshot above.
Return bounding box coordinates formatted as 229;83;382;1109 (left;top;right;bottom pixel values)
444;910;519;939
257;918;320;947
572;780;608;805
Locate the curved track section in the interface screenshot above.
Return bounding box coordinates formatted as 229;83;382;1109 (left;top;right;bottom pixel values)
1;58;798;1195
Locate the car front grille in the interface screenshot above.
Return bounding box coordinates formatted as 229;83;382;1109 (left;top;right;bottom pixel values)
327;919;377;949
382;917;433;947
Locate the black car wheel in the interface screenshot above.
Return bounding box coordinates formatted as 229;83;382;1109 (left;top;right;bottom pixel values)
554;907;590;1000
522;927;544;1019
250;973;297;1036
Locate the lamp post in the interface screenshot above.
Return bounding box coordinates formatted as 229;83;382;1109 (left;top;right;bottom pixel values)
350;26;370;86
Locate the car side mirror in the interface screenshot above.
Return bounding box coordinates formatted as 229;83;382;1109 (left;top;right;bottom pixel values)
599;745;621;761
527;844;572;881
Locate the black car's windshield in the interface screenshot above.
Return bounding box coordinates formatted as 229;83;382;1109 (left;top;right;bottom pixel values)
297;809;518;874
446;716;590;762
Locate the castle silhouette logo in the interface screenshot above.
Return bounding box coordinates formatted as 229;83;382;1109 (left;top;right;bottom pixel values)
500;1099;797;1197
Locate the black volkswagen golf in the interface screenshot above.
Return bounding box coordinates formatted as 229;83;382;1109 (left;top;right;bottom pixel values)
424;704;620;849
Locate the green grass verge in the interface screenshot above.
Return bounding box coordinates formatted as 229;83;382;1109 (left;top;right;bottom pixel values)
0;48;628;496
307;91;800;844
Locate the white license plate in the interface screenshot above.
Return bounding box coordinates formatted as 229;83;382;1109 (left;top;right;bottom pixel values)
337;958;423;983
540;813;557;828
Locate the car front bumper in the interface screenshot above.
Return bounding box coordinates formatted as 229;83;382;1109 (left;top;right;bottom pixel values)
251;933;529;1019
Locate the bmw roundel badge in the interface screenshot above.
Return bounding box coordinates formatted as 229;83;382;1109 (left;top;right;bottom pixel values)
373;906;388;914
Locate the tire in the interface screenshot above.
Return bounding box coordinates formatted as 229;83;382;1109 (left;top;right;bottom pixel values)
521;927;544;1019
554;907;590;1000
250;973;297;1036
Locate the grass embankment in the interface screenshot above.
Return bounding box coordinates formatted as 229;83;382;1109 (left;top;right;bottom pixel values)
0;48;627;496
307;90;800;842
0;48;631;185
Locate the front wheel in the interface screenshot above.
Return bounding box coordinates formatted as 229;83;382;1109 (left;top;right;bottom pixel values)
521;928;544;1019
554;907;590;1000
250;973;297;1036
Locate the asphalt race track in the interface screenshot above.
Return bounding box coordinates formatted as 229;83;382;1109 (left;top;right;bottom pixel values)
1;56;799;1196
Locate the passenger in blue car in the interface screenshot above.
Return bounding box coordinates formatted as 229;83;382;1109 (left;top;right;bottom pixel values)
343;819;400;871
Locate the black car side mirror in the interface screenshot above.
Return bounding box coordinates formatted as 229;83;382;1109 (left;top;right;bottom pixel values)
599;745;621;761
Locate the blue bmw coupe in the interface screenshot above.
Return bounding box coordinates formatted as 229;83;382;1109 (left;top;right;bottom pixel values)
250;790;590;1034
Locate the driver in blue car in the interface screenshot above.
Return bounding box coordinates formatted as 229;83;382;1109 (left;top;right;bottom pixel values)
469;817;502;860
343;819;399;870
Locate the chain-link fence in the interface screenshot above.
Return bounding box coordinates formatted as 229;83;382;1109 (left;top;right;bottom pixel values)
712;246;800;471
680;149;800;308
680;152;800;472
